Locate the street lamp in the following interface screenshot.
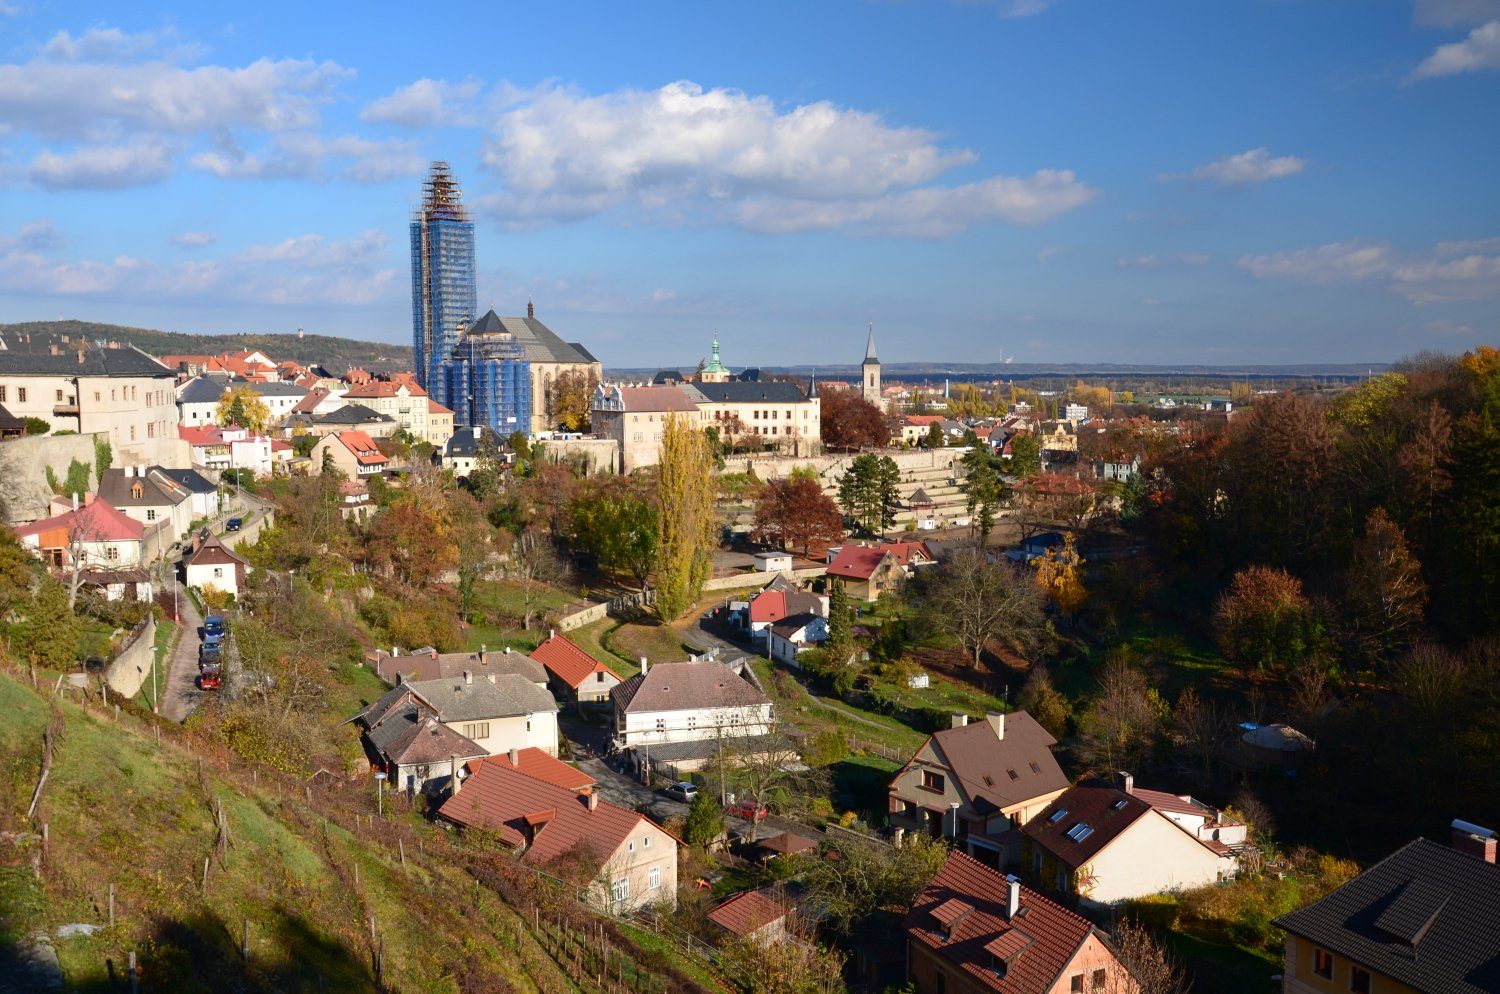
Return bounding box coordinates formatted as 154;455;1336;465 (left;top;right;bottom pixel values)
374;770;388;819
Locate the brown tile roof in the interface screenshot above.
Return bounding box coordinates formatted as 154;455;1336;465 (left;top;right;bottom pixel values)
378;647;546;687
612;386;699;413
438;761;662;868
826;541;934;581
909;712;1068;814
610;661;770;715
382;715;488;768
344;380;427;399
1020;780;1154;867
470;747;597;792
906;850;1101;994
185;535;250;568
756;832;817;856
708;889;787;937
530;634;611;689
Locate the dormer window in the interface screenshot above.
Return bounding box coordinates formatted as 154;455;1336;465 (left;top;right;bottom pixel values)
131;483;143;499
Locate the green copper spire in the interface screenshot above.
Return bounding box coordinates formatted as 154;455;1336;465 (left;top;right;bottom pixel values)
703;333;728;374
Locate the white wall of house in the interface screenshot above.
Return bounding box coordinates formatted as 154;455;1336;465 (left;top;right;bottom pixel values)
593;818;678;913
1075;811;1226;906
444;710;558;758
617;703;773;748
185;559;240;598
0;371;180;466
767;616;828;666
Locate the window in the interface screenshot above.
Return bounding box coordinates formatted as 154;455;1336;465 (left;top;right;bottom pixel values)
1110;798;1129;811
462;722;491;740
597;671;606;682
147;424;154;438
0;387;6;402
1313;948;1333;980
130;425;136;440
1029;761;1042;774
649;865;661;889
921;770;945;792
17;387;26;403
611;877;630;903
655;718;666;731
213;567;223;578
56;389;64;402
1349;967;1370;993
1007;769;1019;781
1091;968;1106;990
643;835;651;848
627;840;635;852
146;510;157;521
1065;823;1094;842
1070;975;1084;994
1048;808;1068;824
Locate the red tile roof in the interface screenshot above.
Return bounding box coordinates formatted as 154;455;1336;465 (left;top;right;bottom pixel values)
438;761;661;868
427;399;454;415
179;425;225;445
906;850;1102;994
708;890;787;937
14;498;143;544
612;386;699;413
530;634;611;689
344;380;427;399
469;747;597;792
827;541;932;581
336;430;388;466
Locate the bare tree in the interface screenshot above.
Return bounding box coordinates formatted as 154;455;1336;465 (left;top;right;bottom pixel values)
916;548;1047;668
1081;657;1164;770
1173;686;1229;778
1104;918;1192;994
707;717;820;842
506;526;571;630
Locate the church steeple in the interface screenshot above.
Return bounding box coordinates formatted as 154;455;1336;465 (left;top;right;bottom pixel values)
860;321;882;406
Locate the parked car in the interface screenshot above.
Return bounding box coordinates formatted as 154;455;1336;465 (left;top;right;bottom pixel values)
726;799;768;822
199;663;222;690
199;643;222;664
663;781;698;803
203;615;226;640
226;517;243;532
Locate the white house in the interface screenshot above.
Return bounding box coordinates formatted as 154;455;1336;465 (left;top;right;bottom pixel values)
609;660;774;772
13;497;145;571
179;425;275;478
183;534;250;599
767;613;829;666
153;468;221;520
351;672;560;781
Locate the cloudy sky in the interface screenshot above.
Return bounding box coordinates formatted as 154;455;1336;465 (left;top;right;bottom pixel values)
1;1;1497;366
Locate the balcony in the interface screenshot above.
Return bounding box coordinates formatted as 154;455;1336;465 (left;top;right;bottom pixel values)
53;403;80;415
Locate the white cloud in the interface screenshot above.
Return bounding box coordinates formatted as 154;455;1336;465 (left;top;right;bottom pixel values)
361;77;485;126
1410;19;1500;78
1036;246;1062;263
1165;147;1307;187
477;80;1093;235
41;25;202;62
0;219;63;251
1114;252;1211;269
1412;0;1500;27
28;141;174;189
1436;236;1500;254
1116;254;1163;269
190;134;424;184
1238;239;1500;302
0;223;398;305
1004;0;1054;16
0;54;349;140
170;230;217;248
1427;319;1478;335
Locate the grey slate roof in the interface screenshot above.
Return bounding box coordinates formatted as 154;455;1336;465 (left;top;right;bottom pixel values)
468;309;594;365
1274;838;1500;994
96;468;191;509
179;375;307;402
0;345;172;378
445;427;480;458
313;403;394;426
568;342;598;363
359;674;557;727
154;468;217;495
611;661;770;715
688;381;811;404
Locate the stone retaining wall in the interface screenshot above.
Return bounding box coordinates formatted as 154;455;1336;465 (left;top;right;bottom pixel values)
105;614;157;699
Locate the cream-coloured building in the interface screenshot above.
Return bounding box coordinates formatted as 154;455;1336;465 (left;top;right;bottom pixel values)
1022;776;1240;907
682;381;820;457
438;760;677;911
0;345;183;466
591;384;705;473
426;399;455;446
341;380;437;441
610;660;775;773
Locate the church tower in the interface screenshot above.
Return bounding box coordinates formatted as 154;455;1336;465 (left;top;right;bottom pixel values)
861;322;882;406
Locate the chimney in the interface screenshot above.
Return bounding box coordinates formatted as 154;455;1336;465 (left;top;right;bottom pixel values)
480;643;487;663
640;657;648;675
986;711;1005;740
1004;875;1021;921
586;791;599;811
1118;771;1134;795
951;713;969;729
72;492;79;512
450;755;462;795
464;670;472;685
549;627;556;640
1451;819;1498;864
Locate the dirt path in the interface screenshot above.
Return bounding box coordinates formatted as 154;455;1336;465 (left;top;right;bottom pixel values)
158;579;204;723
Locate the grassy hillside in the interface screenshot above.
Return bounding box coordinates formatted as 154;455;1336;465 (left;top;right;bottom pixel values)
0;669;719;993
0;320;408;374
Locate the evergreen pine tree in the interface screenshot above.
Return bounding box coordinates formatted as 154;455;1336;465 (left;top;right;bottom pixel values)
826;578;853;666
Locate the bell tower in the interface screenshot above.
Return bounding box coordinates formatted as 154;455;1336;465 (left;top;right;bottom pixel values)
861;321;881;406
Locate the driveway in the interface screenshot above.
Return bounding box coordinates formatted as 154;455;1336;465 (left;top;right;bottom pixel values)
158;578;205;722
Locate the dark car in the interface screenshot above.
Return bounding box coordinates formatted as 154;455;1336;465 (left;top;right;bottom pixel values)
226;517;243;532
203;615;226;640
199;643;222;664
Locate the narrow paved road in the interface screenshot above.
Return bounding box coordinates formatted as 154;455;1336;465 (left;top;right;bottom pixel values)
159;579;204;722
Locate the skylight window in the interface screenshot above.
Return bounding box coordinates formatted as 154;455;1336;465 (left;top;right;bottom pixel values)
1048;809;1068;824
1066;823;1094;842
1029;762;1042;774
1007;769;1019;781
1111;799;1129;811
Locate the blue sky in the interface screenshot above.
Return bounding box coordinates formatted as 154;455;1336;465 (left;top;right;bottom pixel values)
1;0;1497;367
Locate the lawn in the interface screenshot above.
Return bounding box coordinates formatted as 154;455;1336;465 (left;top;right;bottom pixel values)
751;658;925;757
830;754;902;821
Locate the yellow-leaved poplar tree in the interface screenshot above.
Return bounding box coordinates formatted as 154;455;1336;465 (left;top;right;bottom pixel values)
1034;533;1087;618
653;413;717;620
